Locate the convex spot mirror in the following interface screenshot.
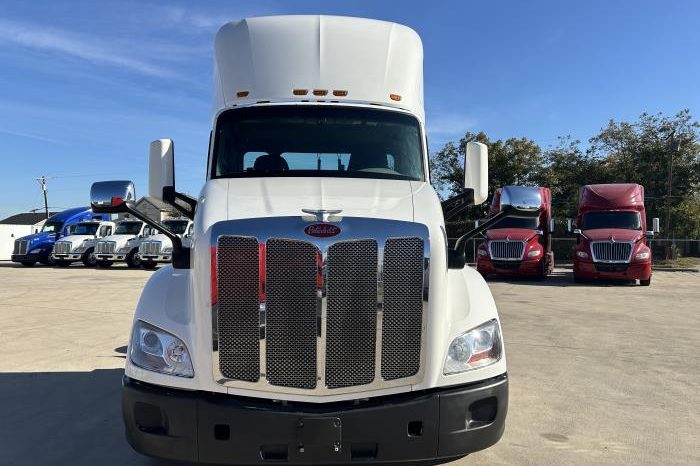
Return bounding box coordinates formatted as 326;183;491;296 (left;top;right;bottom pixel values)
91;181;135;213
499;185;542;218
464;142;488;205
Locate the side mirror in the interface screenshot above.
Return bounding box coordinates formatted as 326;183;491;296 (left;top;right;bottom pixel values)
90;181;136;213
499;185;542;218
573;228;582;235
149;139;175;202
652;217;660;233
464;142;488;205
535;229;544;236
549;218;555;233
566;218;573;233
646;230;655;239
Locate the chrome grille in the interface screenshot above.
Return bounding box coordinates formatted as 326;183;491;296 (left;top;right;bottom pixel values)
265;239;319;389
213;218;429;395
325;240;378;389
14;240;29;255
381;237;425;380
53;241;71;255
591;241;633;263
140;241;161;256
95;241;116;254
488;240;525;260
216;236;260;382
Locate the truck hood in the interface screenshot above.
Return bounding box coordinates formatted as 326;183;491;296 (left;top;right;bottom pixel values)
485;228;538;242
144;234;173;247
57;234;95;248
582;228;643;242
98;234;137;247
17;231;58;244
222;178;414;221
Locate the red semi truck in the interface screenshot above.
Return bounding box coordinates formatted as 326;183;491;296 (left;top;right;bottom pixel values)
477;186;554;280
572;183;655;286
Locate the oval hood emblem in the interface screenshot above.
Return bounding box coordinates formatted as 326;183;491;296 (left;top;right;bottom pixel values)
304;223;341;238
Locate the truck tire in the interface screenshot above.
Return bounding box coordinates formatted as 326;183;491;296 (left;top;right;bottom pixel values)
96;261;113;268
536;259;547;280
40;254;55;266
81;249;97;267
126;250;142;268
573;271;583;283
55;260;71;267
20;261;36;267
141;261;158;270
640;277;651;286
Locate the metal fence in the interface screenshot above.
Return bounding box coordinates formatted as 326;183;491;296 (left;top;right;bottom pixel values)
449;237;700;264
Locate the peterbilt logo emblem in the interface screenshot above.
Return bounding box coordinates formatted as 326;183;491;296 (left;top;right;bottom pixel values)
304;223;341;238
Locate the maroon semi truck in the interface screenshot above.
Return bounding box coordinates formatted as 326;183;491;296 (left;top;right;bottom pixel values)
572;183;656;286
477;186;554;279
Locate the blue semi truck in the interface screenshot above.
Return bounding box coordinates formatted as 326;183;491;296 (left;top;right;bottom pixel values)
11;207;108;266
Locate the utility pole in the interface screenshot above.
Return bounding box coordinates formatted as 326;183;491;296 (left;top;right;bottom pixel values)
665;134;681;259
34;176;50;221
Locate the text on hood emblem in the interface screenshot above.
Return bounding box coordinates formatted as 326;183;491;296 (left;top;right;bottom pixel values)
304;223;341;238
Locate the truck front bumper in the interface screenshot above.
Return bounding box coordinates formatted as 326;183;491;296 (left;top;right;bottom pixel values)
140;254;172;263
574;259;651;281
96;253;126;261
477;256;542;277
122;374;508;465
11;253;44;263
52;253;83;261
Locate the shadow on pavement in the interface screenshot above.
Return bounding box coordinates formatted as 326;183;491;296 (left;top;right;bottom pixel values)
484;269;638;288
0;369;194;466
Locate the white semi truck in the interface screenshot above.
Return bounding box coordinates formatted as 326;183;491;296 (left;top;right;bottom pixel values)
93;219;154;268
139;218;193;269
90;16;541;465
51;220;115;266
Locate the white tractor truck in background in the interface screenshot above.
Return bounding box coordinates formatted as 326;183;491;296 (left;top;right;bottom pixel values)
90;16;542;465
51;220;116;267
139;218;193;269
94;219;155;268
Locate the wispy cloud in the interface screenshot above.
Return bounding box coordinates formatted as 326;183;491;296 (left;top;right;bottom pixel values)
161;6;236;32
0;18;176;78
0;127;63;144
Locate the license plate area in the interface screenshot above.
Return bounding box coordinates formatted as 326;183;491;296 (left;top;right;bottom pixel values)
296;417;342;456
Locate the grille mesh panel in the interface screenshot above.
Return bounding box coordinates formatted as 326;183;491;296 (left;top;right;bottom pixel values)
592;242;632;262
95;241;116;254
14;240;28;255
489;241;525;260
54;241;71;254
217;236;260;382
265;239;319;389
140;241;161;256
325;240;378;388
381;237;424;380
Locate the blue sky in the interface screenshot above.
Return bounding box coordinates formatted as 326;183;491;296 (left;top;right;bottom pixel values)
1;0;698;218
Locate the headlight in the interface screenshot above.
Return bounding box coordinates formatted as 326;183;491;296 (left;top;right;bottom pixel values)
130;320;194;378
527;249;542;258
29;248;42;254
478;248;488;257
576;251;589;259
118;246;131;253
635;251;650;260
444;319;502;375
162;247;173;254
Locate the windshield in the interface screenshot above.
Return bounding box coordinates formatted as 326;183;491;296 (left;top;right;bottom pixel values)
488;217;539;230
213;106;424;181
581;211;642;230
41;221;63;233
115;221;143;235
163;220;189;235
72;223;100;235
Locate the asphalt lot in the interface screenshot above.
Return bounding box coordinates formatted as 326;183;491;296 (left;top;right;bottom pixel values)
0;263;698;466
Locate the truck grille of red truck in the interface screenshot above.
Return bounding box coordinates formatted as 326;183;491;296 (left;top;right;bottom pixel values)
591;241;633;263
212;218;429;395
488;240;525;260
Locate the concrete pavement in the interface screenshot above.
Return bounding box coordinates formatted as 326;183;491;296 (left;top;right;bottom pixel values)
0;263;697;465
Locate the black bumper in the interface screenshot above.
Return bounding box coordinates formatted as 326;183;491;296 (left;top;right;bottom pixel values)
122;374;508;465
11;253;43;263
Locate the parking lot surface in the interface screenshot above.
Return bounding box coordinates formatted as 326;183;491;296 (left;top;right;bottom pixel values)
0;263;698;465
